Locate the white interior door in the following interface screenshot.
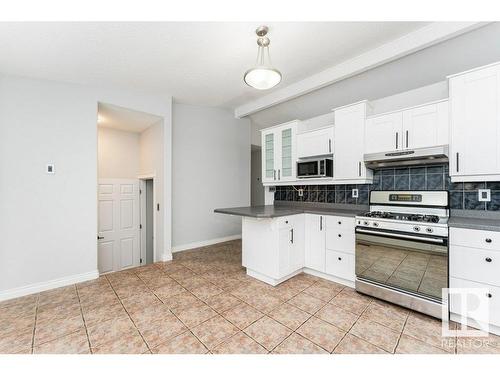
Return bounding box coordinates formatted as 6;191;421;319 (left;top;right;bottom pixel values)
98;178;140;274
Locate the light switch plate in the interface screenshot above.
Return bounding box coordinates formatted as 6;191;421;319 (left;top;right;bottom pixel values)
352;188;359;198
478;189;491;202
46;164;55;174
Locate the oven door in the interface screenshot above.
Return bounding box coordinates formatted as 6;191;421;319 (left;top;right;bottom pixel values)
297;160;319;178
355;228;448;302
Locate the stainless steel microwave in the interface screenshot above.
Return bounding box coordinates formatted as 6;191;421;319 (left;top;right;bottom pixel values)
297;158;333;178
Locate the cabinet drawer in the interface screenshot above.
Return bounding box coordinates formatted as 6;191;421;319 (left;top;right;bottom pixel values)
326;229;355;254
450;245;500;287
450;277;500;327
325;215;355;232
450;228;500;251
325;250;354;281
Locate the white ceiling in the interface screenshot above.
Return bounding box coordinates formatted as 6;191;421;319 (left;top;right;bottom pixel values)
0;22;430;109
98;102;162;133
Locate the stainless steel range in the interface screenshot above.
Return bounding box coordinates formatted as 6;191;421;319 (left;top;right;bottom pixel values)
355;190;449;319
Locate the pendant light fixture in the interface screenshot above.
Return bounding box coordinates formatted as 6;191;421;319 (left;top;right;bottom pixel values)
244;25;282;90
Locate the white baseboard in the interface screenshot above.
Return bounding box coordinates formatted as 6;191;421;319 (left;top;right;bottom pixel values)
172;234;241;253
0;270;99;303
160;252;173;262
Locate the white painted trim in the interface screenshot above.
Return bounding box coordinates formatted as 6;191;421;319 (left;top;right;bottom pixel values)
247;268;302;287
303;268;355;289
171;234;241;253
235;22;487;118
138;174;157;265
0;270;99;302
258;119;299;132
450;313;500;336
446;60;500;79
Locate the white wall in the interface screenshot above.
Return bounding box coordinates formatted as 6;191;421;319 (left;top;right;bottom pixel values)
139;120;164;260
98;127;140;178
0;74;172;300
172;103;250;250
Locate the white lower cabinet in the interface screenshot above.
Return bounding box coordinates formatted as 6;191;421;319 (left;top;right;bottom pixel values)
324;215;356;282
304;214;326;272
242;215;304;285
325;250;355;281
449;227;500;334
242;213;355;287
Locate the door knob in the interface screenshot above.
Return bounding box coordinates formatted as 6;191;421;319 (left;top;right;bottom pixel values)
485;257;492;263
487;293;492;298
97;236;104;240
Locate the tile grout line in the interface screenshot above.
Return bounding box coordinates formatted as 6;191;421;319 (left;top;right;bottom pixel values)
75;284;92;354
393;312;410;354
30;294;40;354
106;274;153;354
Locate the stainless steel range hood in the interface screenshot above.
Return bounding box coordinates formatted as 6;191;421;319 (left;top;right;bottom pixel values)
364;145;449;169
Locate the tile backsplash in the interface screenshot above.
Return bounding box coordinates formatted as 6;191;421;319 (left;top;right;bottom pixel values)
274;164;500;211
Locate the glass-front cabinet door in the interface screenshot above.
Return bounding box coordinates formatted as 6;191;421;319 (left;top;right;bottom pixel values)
279;125;296;182
261;121;297;185
262;130;276;183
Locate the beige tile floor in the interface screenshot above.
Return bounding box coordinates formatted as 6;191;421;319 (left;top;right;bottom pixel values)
1;239;499;354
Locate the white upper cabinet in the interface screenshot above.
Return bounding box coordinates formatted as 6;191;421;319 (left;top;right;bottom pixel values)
365;112;403;154
261;120;298;184
449;62;500;182
402;100;449;149
333;101;373;183
365;100;449;154
297;126;334;159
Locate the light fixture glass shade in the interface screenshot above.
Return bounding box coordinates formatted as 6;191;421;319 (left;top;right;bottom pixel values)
244;67;282;90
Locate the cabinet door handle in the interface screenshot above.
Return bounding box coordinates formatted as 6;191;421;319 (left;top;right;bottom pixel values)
274;170;276;180
329;139;332;153
338;257;342;261
320;216;323;231
290;228;294;244
97;235;104;240
338;221;342;225
395;132;398;149
487;293;493;298
278;169;280;180
456;153;459;173
406;130;409;148
358;161;361;177
486;238;492;243
486;257;492;263
338;234;342;238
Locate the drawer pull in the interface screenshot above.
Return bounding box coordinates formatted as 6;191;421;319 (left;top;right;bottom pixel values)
338;221;342;225
486;238;492;243
487;293;493;298
485;257;493;263
338;257;342;261
285;220;288;224
338;234;342;238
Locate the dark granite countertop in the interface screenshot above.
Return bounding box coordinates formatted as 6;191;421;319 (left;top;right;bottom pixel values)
449;210;500;232
214;203;365;219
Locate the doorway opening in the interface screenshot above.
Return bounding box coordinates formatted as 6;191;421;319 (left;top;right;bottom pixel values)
140;177;155;266
97;102;164;274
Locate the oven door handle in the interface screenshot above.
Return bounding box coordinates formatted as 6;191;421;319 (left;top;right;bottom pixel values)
355;228;446;244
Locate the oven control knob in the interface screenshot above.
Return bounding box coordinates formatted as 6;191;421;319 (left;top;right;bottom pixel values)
426;228;433;233
363;221;369;226
373;222;379;227
413;226;421;232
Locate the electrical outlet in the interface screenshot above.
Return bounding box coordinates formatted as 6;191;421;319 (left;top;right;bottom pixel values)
298;189;304;197
478;189;491;202
352;188;359;198
46;164;55;174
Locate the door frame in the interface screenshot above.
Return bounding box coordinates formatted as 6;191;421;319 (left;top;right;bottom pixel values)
138;173;156;265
